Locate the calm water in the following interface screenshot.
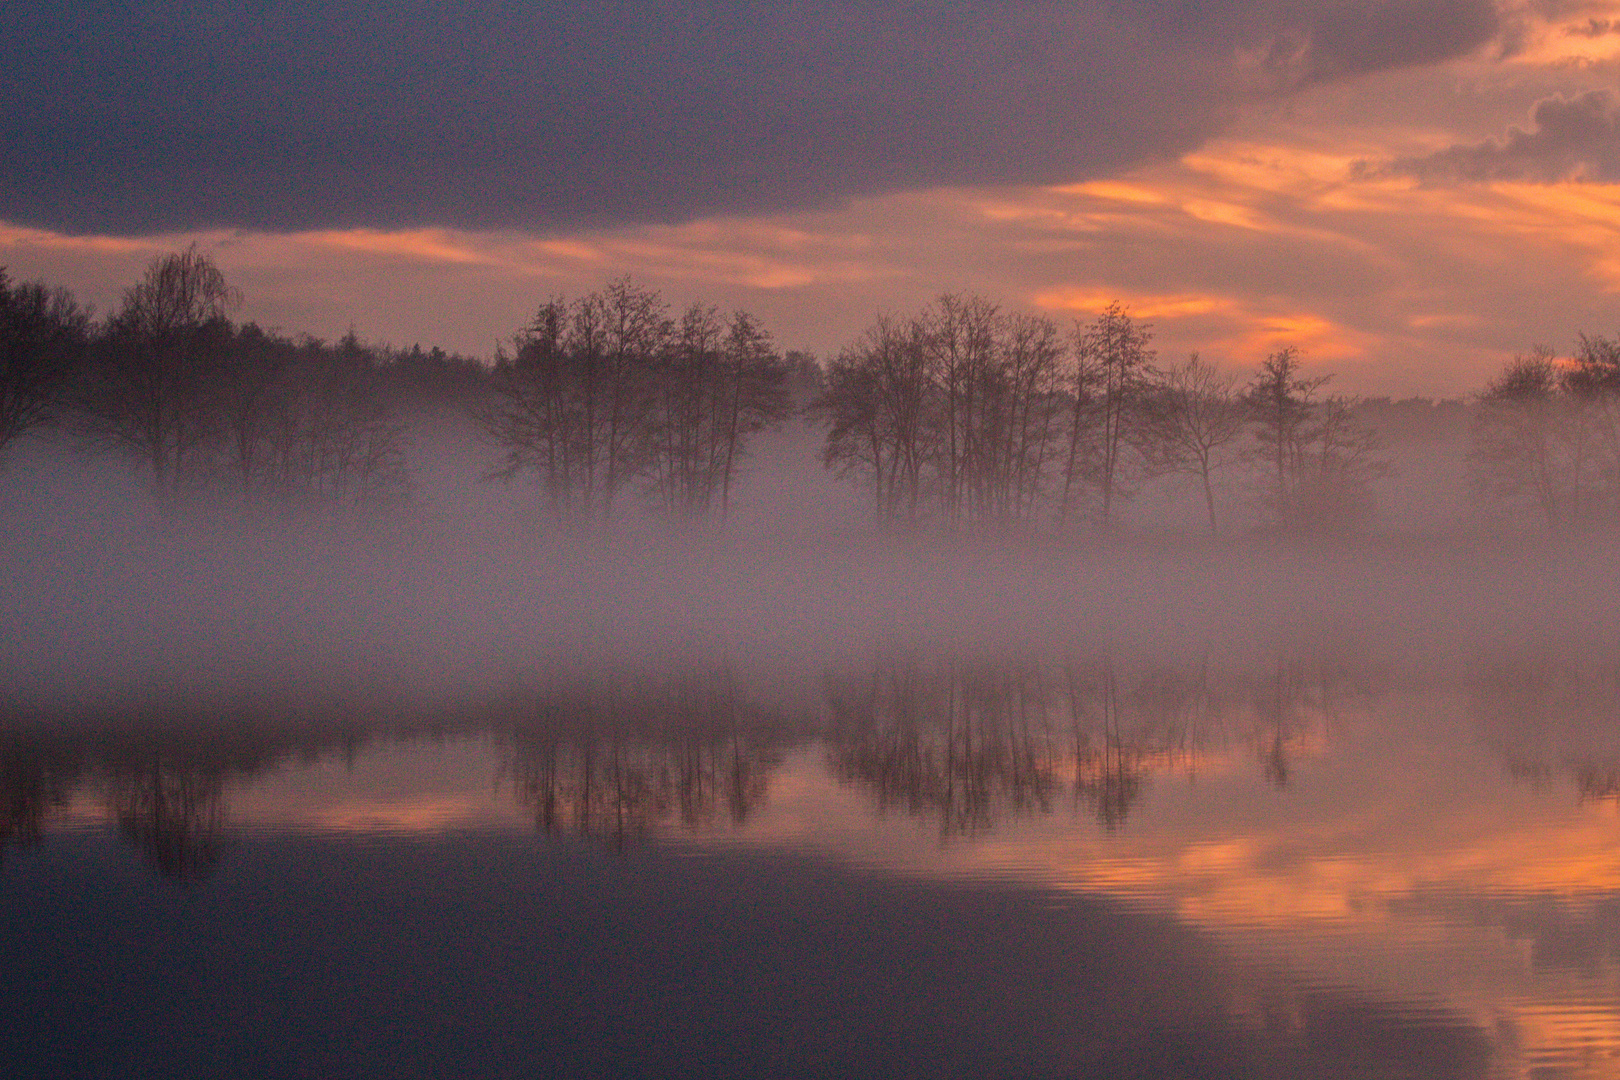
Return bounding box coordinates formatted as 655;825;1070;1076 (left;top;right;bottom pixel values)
4;650;1619;1078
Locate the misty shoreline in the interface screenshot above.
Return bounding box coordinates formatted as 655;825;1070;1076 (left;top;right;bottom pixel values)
5;435;1612;716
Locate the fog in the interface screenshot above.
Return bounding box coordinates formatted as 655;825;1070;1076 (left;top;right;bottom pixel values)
3;408;1612;723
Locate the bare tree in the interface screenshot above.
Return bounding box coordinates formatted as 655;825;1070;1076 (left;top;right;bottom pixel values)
815;298;1073;528
487;281;785;524
1144;353;1246;534
1562;333;1620;524
1243;347;1385;530
1468;348;1569;528
645;305;788;520
0;269;89;458
1244;346;1329;528
924;293;1000;523
814;344;890;508
597;279;669;515
485;283;665;521
1059;303;1155;529
715;310;790;521
171;323;409;508
484;297;584;515
77;247;241;493
648;302;725;516
1057;324;1104;525
1296;395;1388;530
814;315;935;522
991;312;1066;522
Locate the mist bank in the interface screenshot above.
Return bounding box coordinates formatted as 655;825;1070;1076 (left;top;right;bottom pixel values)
3;433;1614;715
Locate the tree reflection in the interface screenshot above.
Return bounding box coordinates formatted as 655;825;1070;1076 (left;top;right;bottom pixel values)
501;669;787;847
1573;763;1620;806
0;738;81;866
0;709;380;880
826;648;1378;834
1248;658;1315;789
103;756;229;882
10;644;1617;875
825;658;1063;835
1068;661;1161;831
1468;653;1620;805
825;656;1201;835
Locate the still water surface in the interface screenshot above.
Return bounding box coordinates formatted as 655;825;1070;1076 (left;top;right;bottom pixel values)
4;650;1619;1078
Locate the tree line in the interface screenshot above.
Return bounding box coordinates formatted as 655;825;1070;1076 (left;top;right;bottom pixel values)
815;296;1390;532
481;279;818;522
0;249;480;509
6;248;1618;532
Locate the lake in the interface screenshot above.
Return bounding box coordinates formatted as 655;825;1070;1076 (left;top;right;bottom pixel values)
5;646;1617;1078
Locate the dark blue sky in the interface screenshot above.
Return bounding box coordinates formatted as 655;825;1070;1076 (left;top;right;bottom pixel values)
3;0;1499;235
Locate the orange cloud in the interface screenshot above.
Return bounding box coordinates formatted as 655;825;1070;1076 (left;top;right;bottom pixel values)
1032;285;1368;366
1032;287;1232;319
1050;180;1169;205
299;228;494;265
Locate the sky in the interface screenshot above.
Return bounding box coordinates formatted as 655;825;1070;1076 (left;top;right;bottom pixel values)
6;0;1620;395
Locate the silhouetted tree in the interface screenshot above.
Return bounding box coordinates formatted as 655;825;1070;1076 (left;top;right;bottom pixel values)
1295;394;1388;529
948;306;1066;524
1143;353;1246;534
376;341;491;414
712;310;790;521
271;333;408;505
171;322;409;506
1241;347;1382;530
639;305;790;521
1468;349;1568;528
1059;303;1155;528
487;281;786;523
814;343;889;505
77;247;240;493
990;312;1067;521
485;287;655;520
781;349;823;407
649;301;727;515
1561;333;1620;523
0;269;89;458
926;293;1000;523
815;315;936;521
817;297;1066;528
1245;346;1328;527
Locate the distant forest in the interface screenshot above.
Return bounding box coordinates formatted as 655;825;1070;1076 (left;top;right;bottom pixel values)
4;247;1617;534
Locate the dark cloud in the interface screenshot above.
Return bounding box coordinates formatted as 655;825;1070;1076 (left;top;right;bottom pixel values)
2;0;1499;236
1378;89;1620;182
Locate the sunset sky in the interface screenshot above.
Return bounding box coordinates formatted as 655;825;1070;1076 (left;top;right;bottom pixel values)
9;0;1620;394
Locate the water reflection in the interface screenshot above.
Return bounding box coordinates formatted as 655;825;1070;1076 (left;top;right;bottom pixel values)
1469;653;1620;807
0;737;77;862
4;645;1620;1077
502;670;787;845
4;646;1619;866
824;659;1066;834
0;714;380;878
824;649;1387;833
105;758;229;881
